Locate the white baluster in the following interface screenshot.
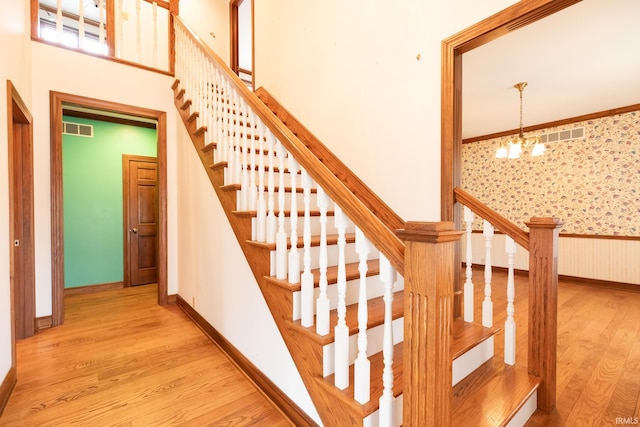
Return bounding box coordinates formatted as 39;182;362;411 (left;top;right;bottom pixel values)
266;131;277;244
504;236;517;365
464;206;475;322
116;0;123;57
275;141;288;280
78;0;85;49
135;0;141;62
378;253;396;427
315;187;330;336
56;0;63;42
300;168;314;327
354;227;371;404
152;1;158;68
239;100;250;211
334;204;350;390
288;157;300;284
482;220;494;328
232;90;242;185
98;0;105;53
256;124;267;242
223;81;233;185
248;111;258;211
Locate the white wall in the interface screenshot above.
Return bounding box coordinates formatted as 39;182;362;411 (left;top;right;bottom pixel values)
30;42;178;316
0;0;31;388
253;0;519;222
179;0;230;65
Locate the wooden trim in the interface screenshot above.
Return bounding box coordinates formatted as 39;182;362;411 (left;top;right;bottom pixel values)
0;367;17;417
454;187;529;249
62;109;157;129
38;3;103;28
167;293;177;304
168;1;179;76
8;80;36;342
175;295;318;427
463;103;640;144
175;16;405;274
143;0;170;10
106;0;115;56
441;0;581;223
237;67;253;76
50;91;169;327
229;0;240;74
472;229;640;241
36;316;53;331
64;281;125;295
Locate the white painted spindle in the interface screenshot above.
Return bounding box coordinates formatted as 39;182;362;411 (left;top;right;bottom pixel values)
315;186;330;335
378;253;395;427
463;206;475;322
239;101;250;211
266;131;277;244
334;204;350;390
256;124;267;242
248;111;258;211
354;227;371;404
98;0;105;52
275;141;288;280
56;0;63;42
232;90;242;185
116;0;123;57
504;236;517;365
288;157;301;284
78;0;85;49
300;168;314;327
482;220;494;328
152;2;158;67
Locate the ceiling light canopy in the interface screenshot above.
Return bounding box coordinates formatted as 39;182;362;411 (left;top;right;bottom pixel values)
496;82;545;159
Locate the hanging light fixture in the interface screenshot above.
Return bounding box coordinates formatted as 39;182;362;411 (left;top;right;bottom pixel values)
496;82;545;159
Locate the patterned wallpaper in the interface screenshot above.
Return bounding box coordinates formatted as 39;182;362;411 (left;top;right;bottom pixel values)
461;109;640;236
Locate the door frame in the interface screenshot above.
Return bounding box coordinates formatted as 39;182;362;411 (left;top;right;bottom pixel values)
7;80;36;344
122;154;158;287
50;91;168;327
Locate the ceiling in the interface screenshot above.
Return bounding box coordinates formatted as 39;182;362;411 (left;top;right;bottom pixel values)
462;0;640;139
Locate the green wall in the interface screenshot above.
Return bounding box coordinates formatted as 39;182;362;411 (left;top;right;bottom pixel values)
63;116;157;288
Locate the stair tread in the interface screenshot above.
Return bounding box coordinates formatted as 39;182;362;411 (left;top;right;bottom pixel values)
317;342;405;417
247;232;356;251
452;358;541;426
452;319;500;360
265;259;379;292
221;183;317;194
232;209;334;218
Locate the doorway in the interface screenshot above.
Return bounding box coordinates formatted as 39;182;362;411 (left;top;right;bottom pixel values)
123;155;158;287
7;81;36;341
230;0;254;88
50;91;168;327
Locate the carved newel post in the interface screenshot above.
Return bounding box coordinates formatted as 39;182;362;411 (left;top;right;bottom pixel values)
526;217;563;412
397;222;463;426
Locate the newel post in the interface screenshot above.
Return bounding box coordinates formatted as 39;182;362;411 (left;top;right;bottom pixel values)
397;222;463;426
525;217;563;412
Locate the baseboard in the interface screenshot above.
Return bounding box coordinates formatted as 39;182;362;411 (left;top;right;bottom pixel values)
64;281;124;295
0;366;17;416
175;295;317;427
167;293;177;304
36;315;53;331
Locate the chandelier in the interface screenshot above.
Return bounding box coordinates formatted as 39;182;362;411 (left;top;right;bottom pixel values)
496;82;545;159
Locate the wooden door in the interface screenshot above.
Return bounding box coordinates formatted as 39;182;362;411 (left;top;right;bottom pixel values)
8;81;36;339
123;155;158;286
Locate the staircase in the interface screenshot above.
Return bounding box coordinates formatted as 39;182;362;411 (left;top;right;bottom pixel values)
171;15;560;427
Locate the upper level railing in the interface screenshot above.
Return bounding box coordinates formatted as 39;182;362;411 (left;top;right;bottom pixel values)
30;0;177;75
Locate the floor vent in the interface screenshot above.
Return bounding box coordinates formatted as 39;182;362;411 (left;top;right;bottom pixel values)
540;126;584;144
63;122;94;137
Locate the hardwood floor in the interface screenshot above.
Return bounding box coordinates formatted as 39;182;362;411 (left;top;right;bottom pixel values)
0;284;293;426
468;268;640;427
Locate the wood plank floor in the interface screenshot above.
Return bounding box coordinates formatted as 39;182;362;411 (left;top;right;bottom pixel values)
0;284;293;427
466;268;640;427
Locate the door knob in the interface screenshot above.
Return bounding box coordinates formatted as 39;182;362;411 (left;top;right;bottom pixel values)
130;227;138;233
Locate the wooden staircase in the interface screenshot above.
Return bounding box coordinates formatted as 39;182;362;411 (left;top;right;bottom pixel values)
170;74;543;425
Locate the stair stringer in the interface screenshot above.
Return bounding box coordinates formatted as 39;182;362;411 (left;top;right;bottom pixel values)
174;85;376;426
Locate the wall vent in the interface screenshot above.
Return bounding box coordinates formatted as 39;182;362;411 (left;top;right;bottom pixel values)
63;121;94;137
539;127;584;144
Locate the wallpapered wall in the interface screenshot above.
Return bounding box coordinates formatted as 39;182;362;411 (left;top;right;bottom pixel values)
461;109;639;236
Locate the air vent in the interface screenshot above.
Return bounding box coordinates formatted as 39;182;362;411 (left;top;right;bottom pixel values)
63;121;94;137
539;127;584;144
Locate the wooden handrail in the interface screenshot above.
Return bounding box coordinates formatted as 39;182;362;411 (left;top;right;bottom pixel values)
453;187;529;250
255;87;405;237
174;15;405;274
